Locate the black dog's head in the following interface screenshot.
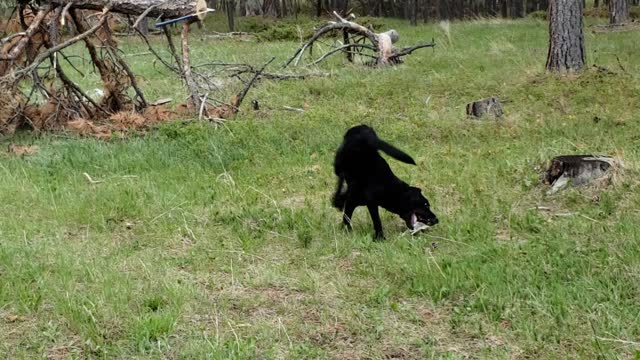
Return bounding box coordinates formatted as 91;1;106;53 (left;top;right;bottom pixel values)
401;187;438;229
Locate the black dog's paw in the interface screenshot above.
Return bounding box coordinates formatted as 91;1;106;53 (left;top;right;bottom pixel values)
341;216;353;231
373;232;385;241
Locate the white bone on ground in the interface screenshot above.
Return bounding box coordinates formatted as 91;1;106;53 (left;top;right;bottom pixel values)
410;221;430;235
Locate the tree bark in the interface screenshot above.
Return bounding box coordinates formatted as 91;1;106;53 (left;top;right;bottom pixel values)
410;0;418;25
226;0;235;31
609;0;629;23
46;0;199;19
466;97;503;118
546;0;585;72
544;155;619;193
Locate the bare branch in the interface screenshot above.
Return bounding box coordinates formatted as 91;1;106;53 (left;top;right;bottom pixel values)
12;7;112;79
393;41;436;58
133;3;161;29
234;57;275;110
308;43;376;66
163;26;183;69
0;6;50;60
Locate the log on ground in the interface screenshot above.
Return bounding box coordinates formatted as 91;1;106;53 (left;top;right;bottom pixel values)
466;97;503;119
544;155;622;193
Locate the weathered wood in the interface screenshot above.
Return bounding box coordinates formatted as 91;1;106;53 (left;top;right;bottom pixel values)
181;21;200;111
47;0;199;19
546;0;585;72
466;97;503;118
544;155;620;193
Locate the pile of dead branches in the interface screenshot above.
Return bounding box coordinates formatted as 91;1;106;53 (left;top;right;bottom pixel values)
285;11;435;67
0;0;320;136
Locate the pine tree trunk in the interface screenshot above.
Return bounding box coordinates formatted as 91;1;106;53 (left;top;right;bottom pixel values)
226;0;235;31
410;0;418;25
546;0;585;72
609;0;629;23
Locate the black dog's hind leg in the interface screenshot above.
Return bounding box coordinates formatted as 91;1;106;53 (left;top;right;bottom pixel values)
342;201;356;231
366;204;384;240
332;176;346;209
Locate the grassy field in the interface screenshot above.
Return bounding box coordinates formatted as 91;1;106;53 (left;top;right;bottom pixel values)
1;15;640;359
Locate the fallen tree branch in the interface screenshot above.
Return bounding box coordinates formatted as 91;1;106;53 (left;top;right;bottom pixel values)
285;20;378;67
163;26;183;69
392;41;436;58
308;43;376;66
285;11;434;67
13;6;113;79
0;5;50;61
133;27;178;73
133;3;161;29
234;56;275;109
95;23;148;108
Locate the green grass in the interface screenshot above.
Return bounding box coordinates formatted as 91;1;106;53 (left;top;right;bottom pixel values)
1;15;640;359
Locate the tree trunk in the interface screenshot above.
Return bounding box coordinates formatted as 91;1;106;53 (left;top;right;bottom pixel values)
47;0;199;19
410;0;418;25
539;0;549;11
501;0;508;17
226;0;235;31
546;0;585;72
595;0;599;7
336;0;348;15
609;0;629;23
513;0;524;16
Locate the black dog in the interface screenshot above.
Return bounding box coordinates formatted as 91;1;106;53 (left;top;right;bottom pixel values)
332;125;438;239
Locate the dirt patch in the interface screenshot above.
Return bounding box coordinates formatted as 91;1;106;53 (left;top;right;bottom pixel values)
44;338;83;360
0;309;39;357
7;144;39;156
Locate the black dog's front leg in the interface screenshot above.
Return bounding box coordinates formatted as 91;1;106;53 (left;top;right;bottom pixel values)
366;204;384;240
342;202;356;231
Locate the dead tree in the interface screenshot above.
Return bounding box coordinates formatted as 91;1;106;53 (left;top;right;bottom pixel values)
545;0;585;72
0;0;311;134
284;11;435;67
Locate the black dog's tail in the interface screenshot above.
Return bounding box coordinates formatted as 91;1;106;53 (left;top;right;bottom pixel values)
375;138;416;165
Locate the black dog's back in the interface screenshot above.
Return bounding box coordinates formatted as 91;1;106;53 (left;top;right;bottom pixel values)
334;125;415;174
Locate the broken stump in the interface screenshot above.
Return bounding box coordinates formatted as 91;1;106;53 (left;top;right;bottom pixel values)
544;155;621;193
466;97;503;119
